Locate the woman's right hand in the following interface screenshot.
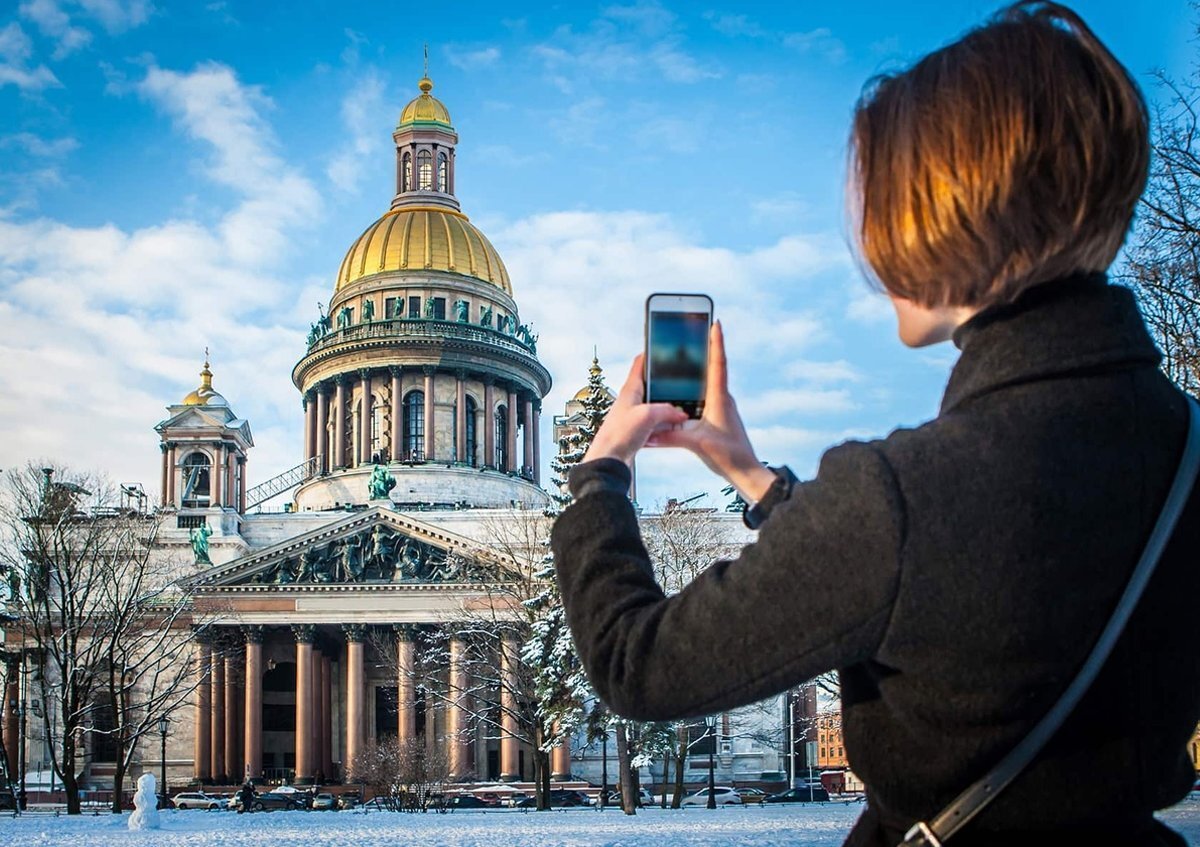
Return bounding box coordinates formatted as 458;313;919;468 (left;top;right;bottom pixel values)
647;321;777;504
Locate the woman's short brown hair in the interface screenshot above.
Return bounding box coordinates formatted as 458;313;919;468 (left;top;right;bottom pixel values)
850;1;1149;308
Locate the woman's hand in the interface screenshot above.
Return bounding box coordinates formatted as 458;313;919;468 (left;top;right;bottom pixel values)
645;321;776;504
582;355;690;467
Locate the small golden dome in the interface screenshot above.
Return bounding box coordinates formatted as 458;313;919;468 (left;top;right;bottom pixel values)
399;76;452;127
335;207;511;294
182;358;228;406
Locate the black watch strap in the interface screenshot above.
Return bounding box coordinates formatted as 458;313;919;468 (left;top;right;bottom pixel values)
742;466;798;529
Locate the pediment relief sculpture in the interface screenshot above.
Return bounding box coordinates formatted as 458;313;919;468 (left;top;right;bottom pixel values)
247;524;490;586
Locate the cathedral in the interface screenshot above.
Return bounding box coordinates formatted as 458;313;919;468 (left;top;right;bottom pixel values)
4;73;791;800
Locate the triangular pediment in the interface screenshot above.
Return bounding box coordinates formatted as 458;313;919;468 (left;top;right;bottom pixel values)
156;406;254;445
190;507;518;589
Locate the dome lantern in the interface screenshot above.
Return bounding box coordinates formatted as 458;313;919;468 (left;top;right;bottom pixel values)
391;70;460;214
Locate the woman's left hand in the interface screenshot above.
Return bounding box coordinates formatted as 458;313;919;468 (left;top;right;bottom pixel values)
582;354;689;467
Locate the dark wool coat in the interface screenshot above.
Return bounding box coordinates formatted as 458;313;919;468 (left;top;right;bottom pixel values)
551;274;1200;847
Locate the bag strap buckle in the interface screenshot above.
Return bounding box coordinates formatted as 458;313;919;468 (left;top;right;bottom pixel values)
901;821;943;847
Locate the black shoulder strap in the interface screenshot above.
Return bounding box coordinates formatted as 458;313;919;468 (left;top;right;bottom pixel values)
903;396;1200;847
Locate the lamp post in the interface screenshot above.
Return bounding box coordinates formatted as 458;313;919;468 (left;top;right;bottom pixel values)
599;732;608;810
704;714;717;810
158;717;169;809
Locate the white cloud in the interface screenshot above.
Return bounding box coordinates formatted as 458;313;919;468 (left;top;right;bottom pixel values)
137;61;322;265
0;21;60;91
0;61;322;495
75;0;154;33
445;45;501;71
326;70;388;194
846;283;894;324
19;0;92;59
782;28;847;64
1;131;79;156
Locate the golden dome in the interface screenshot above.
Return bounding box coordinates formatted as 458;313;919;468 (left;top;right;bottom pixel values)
182;359;228;406
335;207;512;294
398;76;452;127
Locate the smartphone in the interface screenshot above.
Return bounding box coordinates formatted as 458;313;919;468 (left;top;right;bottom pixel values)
644;293;713;419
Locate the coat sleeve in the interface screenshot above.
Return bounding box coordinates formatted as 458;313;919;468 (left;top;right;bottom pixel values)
550;440;906;722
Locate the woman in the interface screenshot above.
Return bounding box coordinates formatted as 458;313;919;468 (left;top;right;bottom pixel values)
550;3;1200;845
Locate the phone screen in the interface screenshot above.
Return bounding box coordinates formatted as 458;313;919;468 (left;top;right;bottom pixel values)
646;310;709;405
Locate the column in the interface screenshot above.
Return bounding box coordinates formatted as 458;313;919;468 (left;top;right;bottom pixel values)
304;392;316;464
293;625;315;781
499;635;519;781
234;674;244;781
532;400;541;485
343;624;366;780
312;647;324;782
211;444;224;508
224;649;238;783
334;376;347;469
226;449;236;510
193;637;212;781
483;380;496;469
243;626;264;782
455;370;467;463
552;736;571;781
160;444;169;505
360;370;373;465
523;396;534;477
316;383;329;473
166;444;176;506
211;643;226;781
395;625;417;746
506;388;518;473
447;634;468;780
389;367;402;460
422;366;435;461
321;653;333;781
237;457;247;514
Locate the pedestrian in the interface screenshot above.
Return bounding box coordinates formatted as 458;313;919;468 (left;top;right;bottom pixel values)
551;3;1200;845
238;780;255;814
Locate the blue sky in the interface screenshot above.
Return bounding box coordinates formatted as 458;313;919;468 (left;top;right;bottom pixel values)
0;0;1193;510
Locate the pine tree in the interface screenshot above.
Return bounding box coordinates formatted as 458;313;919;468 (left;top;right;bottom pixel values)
521;354;614;808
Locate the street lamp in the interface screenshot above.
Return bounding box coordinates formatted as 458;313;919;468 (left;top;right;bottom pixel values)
158;717;169;809
704;715;717;810
599;732;608;811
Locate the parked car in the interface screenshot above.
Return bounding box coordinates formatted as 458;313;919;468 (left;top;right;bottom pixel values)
337;792;361;810
225;794;240;811
737;787;768;804
173;791;223;810
445;794;490;809
312;793;337;811
763;786;830;803
603;787;655;807
252;790;306;811
680;786;743;806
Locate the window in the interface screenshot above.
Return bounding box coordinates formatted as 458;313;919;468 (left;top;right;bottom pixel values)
432;297;446;320
371;398;384;461
438;152;448;192
384;297;397;320
494;404;507;470
402;152;411;192
687;720;716;755
465;396;477;467
403;390;425;460
418;150;432;190
180;452;211;508
408;296;421;319
90;695;119;762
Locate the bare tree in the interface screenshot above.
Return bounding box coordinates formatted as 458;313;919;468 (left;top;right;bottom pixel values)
0;463;206;814
1122;55;1200;393
352;737;449;812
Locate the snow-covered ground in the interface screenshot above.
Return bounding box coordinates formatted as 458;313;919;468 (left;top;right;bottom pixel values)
3;798;1198;846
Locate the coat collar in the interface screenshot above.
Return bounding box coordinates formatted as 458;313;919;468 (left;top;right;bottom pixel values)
941;272;1162;415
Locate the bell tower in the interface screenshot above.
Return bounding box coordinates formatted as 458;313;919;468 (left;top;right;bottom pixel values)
155;355;254;528
390;62;460;213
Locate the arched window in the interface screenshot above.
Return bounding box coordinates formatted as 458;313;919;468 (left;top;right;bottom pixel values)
401;151;411;192
495;404;508;471
437;153;448;192
90;694;118;762
464;396;477;467
418;150;432;191
371;397;384;462
180;452;211;508
403;390;425;460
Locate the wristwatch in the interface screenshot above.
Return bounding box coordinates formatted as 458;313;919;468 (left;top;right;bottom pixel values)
742;466;798;530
